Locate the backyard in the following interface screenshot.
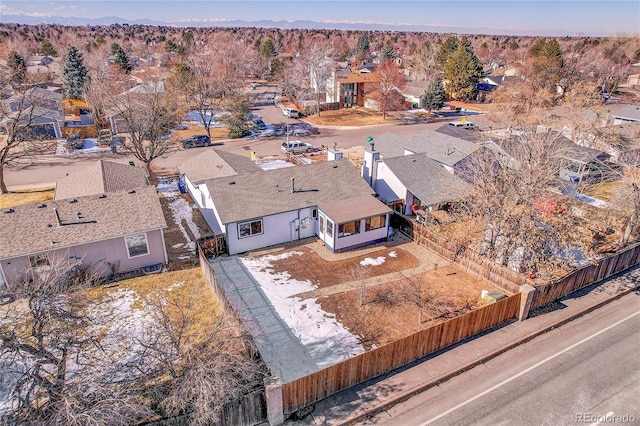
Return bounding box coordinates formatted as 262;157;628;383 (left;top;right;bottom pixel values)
241;237;503;351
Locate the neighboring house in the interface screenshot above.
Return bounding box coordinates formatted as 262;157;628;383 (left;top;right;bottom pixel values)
199;159;390;255
555;135;611;184
435;122;484;143
364;148;473;217
589;122;640;166
54;160;149;200
177;148;261;234
28;55;54;67
326;68;379;108
0;87;64;139
400;80;429;108
613;105;640;125
0;186;168;287
107;81;165;134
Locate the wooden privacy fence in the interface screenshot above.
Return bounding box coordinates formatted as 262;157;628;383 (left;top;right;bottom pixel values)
144;390;266;426
410;220;529;294
281;294;520;415
530;243;640;309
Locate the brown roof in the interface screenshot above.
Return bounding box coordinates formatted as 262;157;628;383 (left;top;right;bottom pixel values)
318;195;391;224
0;186;166;259
54;160;149;200
336;72;379;84
177;149;261;183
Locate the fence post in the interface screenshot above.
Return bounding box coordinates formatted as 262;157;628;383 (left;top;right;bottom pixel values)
518;284;536;321
264;376;284;425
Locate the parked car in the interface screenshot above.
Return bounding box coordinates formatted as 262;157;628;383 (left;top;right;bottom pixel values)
281;140;313;154
182;134;211;149
282;108;299;119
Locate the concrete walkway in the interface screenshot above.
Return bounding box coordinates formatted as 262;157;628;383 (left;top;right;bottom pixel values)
287;264;640;425
209;256;320;383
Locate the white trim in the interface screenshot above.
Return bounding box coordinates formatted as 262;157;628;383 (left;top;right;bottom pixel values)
124;232;150;258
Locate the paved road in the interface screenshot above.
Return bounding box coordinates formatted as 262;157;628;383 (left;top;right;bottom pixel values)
4;92;444;188
362;293;640;426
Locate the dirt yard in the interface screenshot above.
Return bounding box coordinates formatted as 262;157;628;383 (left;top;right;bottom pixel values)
304;108;400;127
260;241;502;349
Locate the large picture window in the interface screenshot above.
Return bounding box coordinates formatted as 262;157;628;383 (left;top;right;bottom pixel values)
338;220;360;238
238;219;263;238
125;233;149;258
365;215;386;231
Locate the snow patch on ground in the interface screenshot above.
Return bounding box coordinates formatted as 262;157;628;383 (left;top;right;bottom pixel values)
360;256;386;266
241;252;364;367
258;159;295;170
56;138;112;156
389;251;398;258
157;180;201;254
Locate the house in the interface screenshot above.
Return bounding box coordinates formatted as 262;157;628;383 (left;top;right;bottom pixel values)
613;105;640;125
107;81;165;134
0;186;168;287
0;87;64;139
177;149;262;233
400;80;430;108
54;160;150;200
363;147;473;217
62;99;97;138
199;159;390;255
435;122;484;143
590;122;640;166
326;68;379;108
554;135;611;183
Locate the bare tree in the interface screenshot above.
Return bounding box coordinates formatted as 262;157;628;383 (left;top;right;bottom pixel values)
0;256;149;425
0;77;60;194
610;166;640;247
293;41;335;117
96;75;180;173
368;60;407;120
134;284;266;425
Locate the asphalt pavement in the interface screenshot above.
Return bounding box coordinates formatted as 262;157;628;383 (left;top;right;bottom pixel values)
288;265;640;425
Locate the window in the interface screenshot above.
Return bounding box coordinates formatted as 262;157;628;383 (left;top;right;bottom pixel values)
326;220;333;237
365;215;386;231
238;219;263;238
29;253;49;268
125;233;149;258
319;215;325;234
338;220;360;237
311;208;317;219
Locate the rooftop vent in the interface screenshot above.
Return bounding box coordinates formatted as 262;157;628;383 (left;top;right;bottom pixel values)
98;194;107;199
37;203;47;208
128;189;136;194
229;181;236;185
69;198;77;203
4;208;14;214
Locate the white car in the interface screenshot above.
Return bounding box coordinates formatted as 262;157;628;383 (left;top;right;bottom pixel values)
282;108;299;118
281;140;313;154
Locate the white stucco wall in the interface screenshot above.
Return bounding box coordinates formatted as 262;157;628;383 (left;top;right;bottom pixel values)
331;215;389;252
372;162;407;204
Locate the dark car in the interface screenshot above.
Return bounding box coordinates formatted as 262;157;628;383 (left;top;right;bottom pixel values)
182;134;211;149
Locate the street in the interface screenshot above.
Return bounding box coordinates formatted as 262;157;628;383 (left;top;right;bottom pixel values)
4;86;444;189
362;292;640;426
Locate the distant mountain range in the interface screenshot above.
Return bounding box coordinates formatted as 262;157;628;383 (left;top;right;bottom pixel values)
0;14;590;37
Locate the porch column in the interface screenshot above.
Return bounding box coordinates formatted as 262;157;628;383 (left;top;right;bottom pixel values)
264;376;284;425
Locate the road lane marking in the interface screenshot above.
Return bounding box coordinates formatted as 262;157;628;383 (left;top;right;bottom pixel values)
420;310;640;425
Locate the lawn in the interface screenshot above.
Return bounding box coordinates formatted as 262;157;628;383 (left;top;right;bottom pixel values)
304;108;400;126
0;189;54;209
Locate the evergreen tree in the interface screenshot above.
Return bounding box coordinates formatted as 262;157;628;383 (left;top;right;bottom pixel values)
436;36;459;68
421;77;446;112
528;38;564;73
355;33;370;62
7;51;27;84
40;40;57;57
62;46;88;99
380;41;396;62
111;43;132;74
443;42;483;100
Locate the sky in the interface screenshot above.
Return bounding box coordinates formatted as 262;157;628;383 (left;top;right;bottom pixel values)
1;0;639;37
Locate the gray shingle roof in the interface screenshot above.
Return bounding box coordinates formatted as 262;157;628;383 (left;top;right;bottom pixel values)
177;149;261;183
383;153;473;206
614;105;640;121
205;159;375;224
318;195;391;224
54;160;149;200
0;186;166;259
372;130;480;167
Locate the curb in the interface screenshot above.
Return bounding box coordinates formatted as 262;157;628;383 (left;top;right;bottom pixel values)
337;285;638;426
